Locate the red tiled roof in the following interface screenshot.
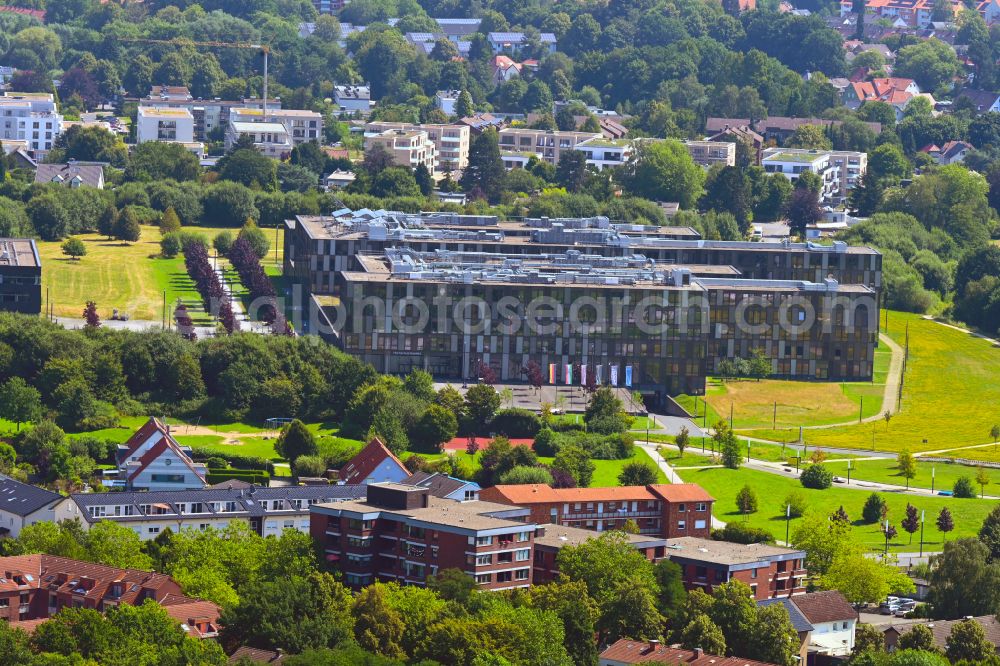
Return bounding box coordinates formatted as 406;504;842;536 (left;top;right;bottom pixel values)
481;484;658;504
160;594;221;638
600;639;779;666
121;417;206;484
120;417;166;459
229;646;287;663
0;5;45;20
442;436;533;451
648;484;715;502
789;590;858;624
338;437;407;484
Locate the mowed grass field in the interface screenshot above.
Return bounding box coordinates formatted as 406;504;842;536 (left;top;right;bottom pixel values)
743;312;1000;453
824;457;1000;493
675;465;995;552
675;346;891;430
38;224;283;322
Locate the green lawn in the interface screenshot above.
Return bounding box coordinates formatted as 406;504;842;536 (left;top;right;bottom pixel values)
743;312;1000;453
673;347;890;431
675;465;995;552
180;435;280;460
824;457;1000;493
38;225;248;323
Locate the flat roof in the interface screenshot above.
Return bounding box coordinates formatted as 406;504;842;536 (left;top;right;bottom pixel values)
230;121;287;133
138;107;193;118
233;108;322;118
763;152;827;163
665;536;804;566
314;494;533;532
534;524;667;550
0;239;39;268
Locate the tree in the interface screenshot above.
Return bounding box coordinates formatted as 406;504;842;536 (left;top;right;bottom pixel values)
85;521;153;569
528;579;600;666
929;538;1000;619
61;237;87;260
50;125;126;167
556;150;588;193
0;377;41;430
83;301;100;328
897;449;916;489
783;491;808;519
160;207;182;234
353;584;406;660
414;163;433;197
679;612;727;654
979;505;1000;562
412;404;458;453
954;476;976;498
676;426;690;457
219;149;278;191
238;221;270;260
461;128;504;203
220;572;354;654
27;195;70;241
464;384;501;435
946;619;994;662
937;507;954;541
893;39;960;93
901;503;920;544
898;624;936;652
552;444;595;487
275;419;319;464
976;467;991;498
820;545;915;604
784;187;822;238
787;125;833;150
736;484;758;515
113;208;141;244
855;623;887;654
620;140;706;209
456;91;474;118
126;141;201;182
714;421;741;469
862;493;887;524
617;460;658;486
800;464;833;489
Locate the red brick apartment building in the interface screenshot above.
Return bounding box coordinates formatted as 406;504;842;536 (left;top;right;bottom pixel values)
479;483;714;538
665;537;807;600
0;554;220;637
310;483;539;591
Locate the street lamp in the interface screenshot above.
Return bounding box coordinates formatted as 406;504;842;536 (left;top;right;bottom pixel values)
791;456;801;474
785;504;791;545
847;459;852;485
931;467;935;494
884;519;890;556
919;510;925;558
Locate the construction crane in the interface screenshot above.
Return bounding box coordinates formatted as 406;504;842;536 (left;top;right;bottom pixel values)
119;38;272;120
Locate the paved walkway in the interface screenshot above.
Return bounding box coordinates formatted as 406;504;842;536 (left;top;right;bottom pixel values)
54;316;217;338
638;440;726;528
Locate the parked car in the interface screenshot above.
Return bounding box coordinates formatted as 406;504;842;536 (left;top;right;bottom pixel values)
938;490;953;496
879;597;900;615
895;599;917;615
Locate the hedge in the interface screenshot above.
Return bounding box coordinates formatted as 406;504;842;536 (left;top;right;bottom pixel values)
205;470;270;486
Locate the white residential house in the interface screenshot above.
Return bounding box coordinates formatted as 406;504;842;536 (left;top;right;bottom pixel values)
0;92;63;156
576;137;633;170
111;418;207;491
762;148;867;203
487;32;557;55
136;106;195;144
0;476;65;538
363;128;438;172
435;90;462;116
229;107;323;146
63;484;368;540
225;120;293;158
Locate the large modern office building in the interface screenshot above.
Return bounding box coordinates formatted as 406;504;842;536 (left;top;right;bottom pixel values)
284;210;880;406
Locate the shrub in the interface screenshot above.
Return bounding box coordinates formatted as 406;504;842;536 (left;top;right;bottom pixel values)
736;484;758;514
784;490;808;518
618;460;657;486
533;428;558;456
498;465;553;485
160;232;183;258
800;463;833;490
491;408;542;438
293;454;326;478
862;492;887;523
588;412;633;435
954;476;977;498
712;522;775;544
205;457;228;470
